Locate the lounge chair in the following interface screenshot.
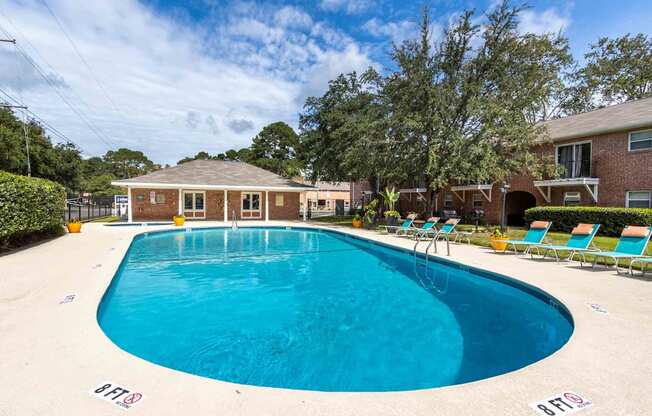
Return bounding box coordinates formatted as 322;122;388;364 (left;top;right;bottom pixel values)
629;257;652;277
585;226;652;274
410;217;440;239
384;215;417;235
420;218;460;242
530;223;601;263
500;221;552;255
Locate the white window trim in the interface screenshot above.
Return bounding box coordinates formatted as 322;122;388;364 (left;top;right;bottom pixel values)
628;128;652;152
555;140;592;178
241;191;262;219
626;190;651;208
183;190;206;218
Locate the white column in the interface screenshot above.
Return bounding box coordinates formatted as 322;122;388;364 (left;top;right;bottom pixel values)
302;192;307;221
127;187;133;223
178;189;183;215
223;190;228;222
265;191;269;222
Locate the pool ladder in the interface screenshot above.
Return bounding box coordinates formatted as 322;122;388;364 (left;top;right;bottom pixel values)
412;232;450;294
231;209;238;230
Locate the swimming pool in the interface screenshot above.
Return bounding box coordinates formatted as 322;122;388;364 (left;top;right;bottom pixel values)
98;227;573;392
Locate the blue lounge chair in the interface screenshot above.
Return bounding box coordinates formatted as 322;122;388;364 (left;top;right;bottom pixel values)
410;217;440;239
530;223;601;263
420;218;460;241
385;215;416;235
500;221;552;255
629;257;652;277
586;226;652;274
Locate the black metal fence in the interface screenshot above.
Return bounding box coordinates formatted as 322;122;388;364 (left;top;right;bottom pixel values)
64;196;114;223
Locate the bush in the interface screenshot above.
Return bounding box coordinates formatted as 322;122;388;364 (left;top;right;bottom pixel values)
524;206;652;237
0;171;66;248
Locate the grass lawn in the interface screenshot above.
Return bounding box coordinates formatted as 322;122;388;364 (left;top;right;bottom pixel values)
310;216;651;270
88;216;121;223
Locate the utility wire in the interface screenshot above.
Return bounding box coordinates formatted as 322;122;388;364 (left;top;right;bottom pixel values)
39;0;123;116
0;86;89;154
0;17;119;150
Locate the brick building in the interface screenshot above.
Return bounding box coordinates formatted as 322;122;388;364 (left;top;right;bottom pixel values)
398;97;652;225
112;160;314;222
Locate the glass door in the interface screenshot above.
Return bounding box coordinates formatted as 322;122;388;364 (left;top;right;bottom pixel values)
183;191;205;218
241;192;261;219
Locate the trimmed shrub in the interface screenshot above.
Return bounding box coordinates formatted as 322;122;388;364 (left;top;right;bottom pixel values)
524;206;652;237
0;171;66;248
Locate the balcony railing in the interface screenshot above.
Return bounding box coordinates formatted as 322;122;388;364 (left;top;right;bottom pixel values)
558;160;591;178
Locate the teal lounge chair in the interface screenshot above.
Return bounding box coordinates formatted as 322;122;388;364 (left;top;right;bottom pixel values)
530;223;601;263
500;221;552;255
420;218;460;241
629;257;652;277
411;217;440;239
586;226;652;274
385;215;416;235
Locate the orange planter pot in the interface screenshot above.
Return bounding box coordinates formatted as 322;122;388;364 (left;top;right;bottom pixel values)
67;222;82;233
352;219;363;228
173;217;185;226
490;237;509;251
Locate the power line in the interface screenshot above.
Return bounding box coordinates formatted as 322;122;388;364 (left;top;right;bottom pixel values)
39;0;123;116
0;17;119;150
0;87;89;154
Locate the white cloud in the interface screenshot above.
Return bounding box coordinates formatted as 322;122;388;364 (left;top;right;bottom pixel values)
363;18;417;44
0;0;375;164
519;9;570;35
319;0;373;15
297;43;374;105
274;6;313;29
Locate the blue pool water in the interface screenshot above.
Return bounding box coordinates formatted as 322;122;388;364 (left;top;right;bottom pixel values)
98;227;573;392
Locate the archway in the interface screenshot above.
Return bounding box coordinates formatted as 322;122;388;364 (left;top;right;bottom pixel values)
505;191;537;226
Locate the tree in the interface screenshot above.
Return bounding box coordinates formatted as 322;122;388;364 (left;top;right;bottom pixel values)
103;148;157;179
0;108;83;192
249;122;302;177
575;34;652;107
299;2;564;213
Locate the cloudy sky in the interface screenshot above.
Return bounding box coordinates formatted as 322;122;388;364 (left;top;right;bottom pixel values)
0;0;650;164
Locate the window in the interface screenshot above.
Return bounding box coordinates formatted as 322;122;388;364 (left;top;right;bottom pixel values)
444;193;453;208
629;130;652;151
241;192;261;218
626;191;651;208
564;192;581;206
472;193;483;208
150;191;156;204
275;194;284;207
155;193;166;204
183;191;205;218
556;142;591;178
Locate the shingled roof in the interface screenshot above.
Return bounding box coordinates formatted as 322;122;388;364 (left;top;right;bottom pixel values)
112;160;313;190
540;96;652;141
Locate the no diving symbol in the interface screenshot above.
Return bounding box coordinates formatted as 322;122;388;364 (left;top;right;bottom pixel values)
123;393;142;405
564;392;584;404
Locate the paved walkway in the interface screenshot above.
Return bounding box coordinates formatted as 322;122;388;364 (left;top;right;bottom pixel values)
1;221;651;415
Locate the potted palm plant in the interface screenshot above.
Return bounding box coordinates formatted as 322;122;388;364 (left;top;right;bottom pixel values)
363;198;379;229
380;187;401;229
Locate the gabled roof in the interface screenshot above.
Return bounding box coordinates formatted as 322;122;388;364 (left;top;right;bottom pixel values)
111;160;314;191
540;96;652;141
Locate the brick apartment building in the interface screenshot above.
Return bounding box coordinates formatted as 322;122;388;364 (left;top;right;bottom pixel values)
112;160;314;222
394;97;652;225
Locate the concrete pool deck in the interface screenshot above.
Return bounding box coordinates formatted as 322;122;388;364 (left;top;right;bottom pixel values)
1;221;651;415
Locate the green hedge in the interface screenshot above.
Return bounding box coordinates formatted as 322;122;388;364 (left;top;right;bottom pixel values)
524;206;652;237
0;171;66;247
